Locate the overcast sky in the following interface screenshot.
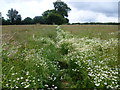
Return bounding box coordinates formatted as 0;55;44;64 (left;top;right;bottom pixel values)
0;0;119;23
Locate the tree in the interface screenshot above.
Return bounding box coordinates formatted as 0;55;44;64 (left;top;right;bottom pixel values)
42;9;69;25
53;0;71;17
6;8;22;24
33;16;45;24
2;17;11;25
42;9;57;24
47;12;67;25
2;17;6;25
23;17;33;24
15;15;22;24
42;0;71;25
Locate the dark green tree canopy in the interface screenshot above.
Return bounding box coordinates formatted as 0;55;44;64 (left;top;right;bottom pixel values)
47;12;67;25
42;10;51;17
6;8;21;24
42;10;57;24
42;1;71;25
42;10;68;25
15;15;22;24
23;17;33;24
1;17;5;25
2;17;11;25
42;9;57;18
53;0;71;17
33;16;45;24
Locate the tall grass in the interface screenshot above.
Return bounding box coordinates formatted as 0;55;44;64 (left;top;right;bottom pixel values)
2;25;119;89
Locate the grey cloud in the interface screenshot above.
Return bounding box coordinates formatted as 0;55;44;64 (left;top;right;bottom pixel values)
68;2;118;17
3;0;43;3
81;18;97;22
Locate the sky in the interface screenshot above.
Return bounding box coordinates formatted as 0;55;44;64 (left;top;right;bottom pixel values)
0;0;119;23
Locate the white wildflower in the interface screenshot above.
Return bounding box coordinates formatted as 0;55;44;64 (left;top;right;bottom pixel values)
45;84;48;87
54;86;57;89
26;71;29;75
21;77;23;79
26;79;29;82
95;83;100;86
24;84;30;88
17;78;20;80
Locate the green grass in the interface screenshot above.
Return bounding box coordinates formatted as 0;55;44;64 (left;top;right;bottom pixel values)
2;25;118;42
61;25;118;39
2;25;119;89
2;25;56;42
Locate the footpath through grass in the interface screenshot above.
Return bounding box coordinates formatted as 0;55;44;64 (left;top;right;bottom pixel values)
2;25;119;89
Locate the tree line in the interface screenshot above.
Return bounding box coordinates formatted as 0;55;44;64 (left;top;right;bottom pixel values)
1;0;71;25
70;22;120;25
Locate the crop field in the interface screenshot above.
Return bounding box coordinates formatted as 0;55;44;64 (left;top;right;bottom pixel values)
2;25;119;89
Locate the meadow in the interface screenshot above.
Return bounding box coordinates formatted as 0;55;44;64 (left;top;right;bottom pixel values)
2;25;119;89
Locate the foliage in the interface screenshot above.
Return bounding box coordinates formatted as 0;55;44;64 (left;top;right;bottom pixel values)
42;10;58;24
53;0;71;17
42;1;71;25
42;9;69;25
33;16;45;24
2;17;11;25
46;13;67;25
22;17;33;24
6;8;22;24
15;15;22;25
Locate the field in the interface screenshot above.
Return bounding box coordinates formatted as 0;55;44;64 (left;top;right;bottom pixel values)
2;25;119;89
